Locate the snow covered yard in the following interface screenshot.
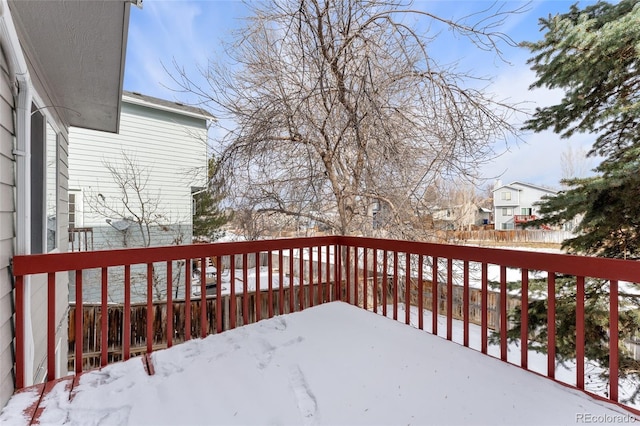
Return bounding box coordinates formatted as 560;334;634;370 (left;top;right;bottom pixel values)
1;302;633;425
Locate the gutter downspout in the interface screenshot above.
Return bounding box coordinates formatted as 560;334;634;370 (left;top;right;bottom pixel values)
0;0;35;387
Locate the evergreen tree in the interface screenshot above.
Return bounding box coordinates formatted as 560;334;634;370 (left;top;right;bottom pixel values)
522;0;640;258
505;1;640;403
193;157;228;241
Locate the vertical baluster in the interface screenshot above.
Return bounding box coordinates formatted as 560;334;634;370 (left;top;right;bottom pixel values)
547;271;555;377
185;259;192;340
346;247;351;305
463;260;469;347
363;247;368;311
521;269;529;369
393;251;398;321
229;256;236;329
610;279;619;402
354;247;359;307
216;257;223;333
146;263;153;353
309;247;314;308
200;257;207;337
47;272;55;381
576;275;585;390
447;259;453;340
268;251;273;318
418;255;424;330
255;251;261;322
15;275;24;388
432;257;438;335
373;249;378;314
299;248;304;311
101;267;108;365
500;265;507;362
167;261;173;347
481;263;488;354
405;253;410;325
382;251;388;317
243;253;248;325
123;265;131;361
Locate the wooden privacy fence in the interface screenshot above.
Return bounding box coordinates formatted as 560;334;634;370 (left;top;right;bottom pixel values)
68;283;335;371
439;229;575;244
68;276;519;370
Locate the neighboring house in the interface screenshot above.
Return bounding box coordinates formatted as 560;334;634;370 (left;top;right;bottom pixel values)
0;0;131;409
493;181;558;230
432;203;492;230
68;91;212;251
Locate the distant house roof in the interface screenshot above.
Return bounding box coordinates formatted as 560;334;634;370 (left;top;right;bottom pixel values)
123;91;215;121
493;181;558;194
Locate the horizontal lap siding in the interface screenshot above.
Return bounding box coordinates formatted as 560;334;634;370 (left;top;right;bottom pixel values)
0;48;15;409
68;102;208;229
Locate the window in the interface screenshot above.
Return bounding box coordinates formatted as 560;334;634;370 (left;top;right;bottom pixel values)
502;208;513;216
501;191;511;201
521;208;532;216
30;106;58;253
502;223;515;230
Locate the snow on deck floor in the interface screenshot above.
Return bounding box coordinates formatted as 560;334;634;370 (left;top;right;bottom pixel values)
1;302;635;426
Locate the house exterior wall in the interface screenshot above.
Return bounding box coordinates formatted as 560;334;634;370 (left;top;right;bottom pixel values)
493;182;557;230
0;46;71;408
0;46;16;410
69;100;208;245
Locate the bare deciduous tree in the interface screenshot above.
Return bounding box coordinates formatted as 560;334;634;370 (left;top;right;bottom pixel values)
173;0;522;239
86;152;187;301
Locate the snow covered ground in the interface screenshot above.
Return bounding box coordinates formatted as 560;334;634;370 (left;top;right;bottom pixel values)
1;302;635;425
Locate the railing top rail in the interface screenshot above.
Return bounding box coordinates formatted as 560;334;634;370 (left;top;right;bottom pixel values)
339;236;640;283
12;236;340;276
12;235;640;283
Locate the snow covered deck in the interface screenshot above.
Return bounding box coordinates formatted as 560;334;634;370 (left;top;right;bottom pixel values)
1;302;633;425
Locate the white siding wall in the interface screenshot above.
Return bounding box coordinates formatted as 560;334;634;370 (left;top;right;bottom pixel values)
68;102;207;233
0;45;16;410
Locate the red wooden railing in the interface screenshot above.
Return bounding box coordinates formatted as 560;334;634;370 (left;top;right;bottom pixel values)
11;236;640;415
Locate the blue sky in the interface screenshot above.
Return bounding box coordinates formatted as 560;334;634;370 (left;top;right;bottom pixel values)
123;0;601;189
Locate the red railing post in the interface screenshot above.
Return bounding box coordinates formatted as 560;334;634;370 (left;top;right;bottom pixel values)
15;275;24;389
547;272;556;378
286;250;291;313
76;269;84;372
576;275;585;390
101;267;108;366
610;279;619;403
47;272;55;382
521;269;529;369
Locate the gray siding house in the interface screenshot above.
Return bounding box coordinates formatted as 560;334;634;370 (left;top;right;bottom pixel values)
492;181;558;230
0;0;131;409
68;92;212;251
